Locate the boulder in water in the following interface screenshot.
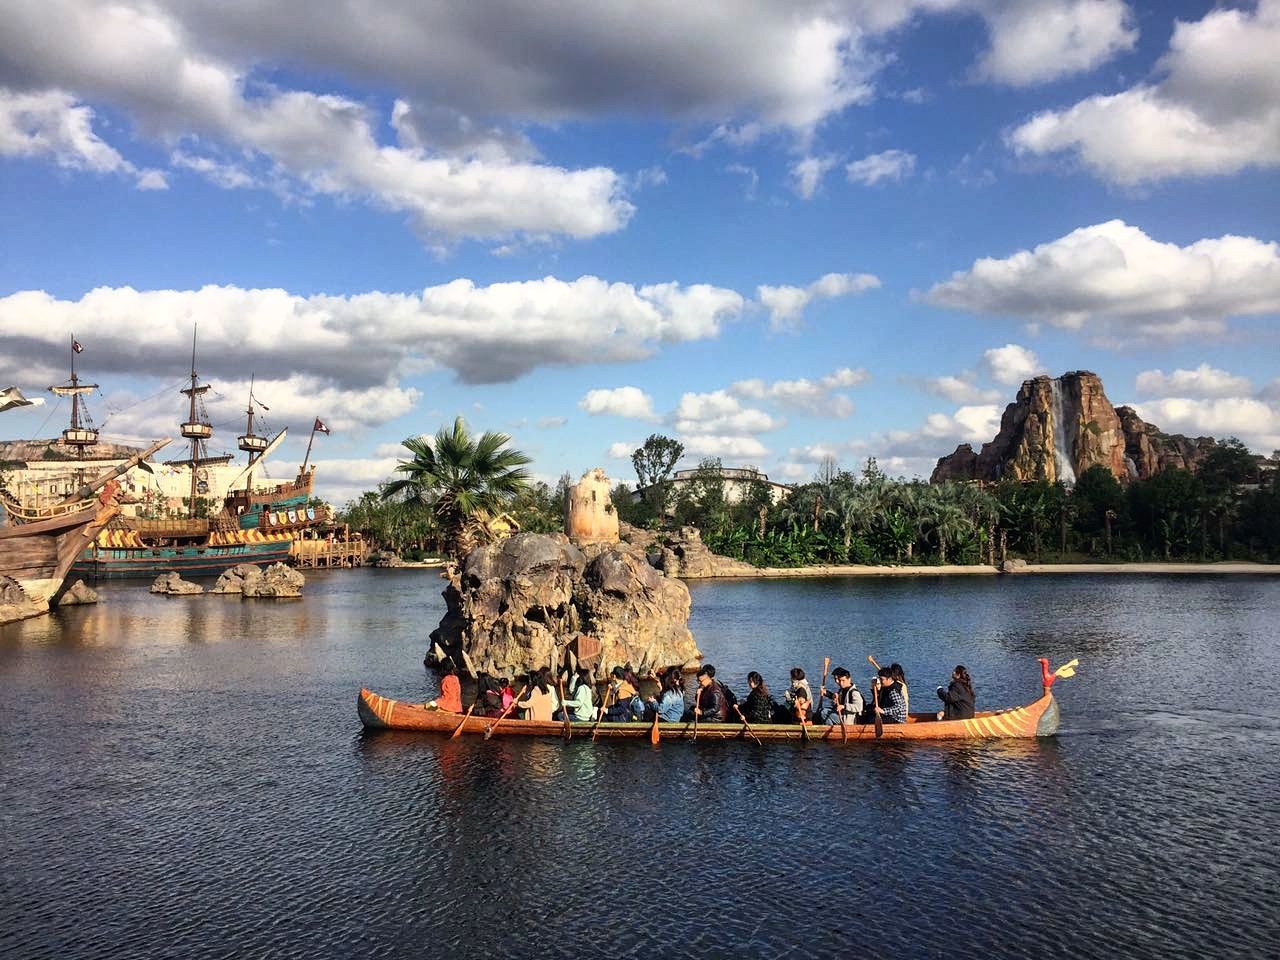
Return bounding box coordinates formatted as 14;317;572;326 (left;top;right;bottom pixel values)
241;562;305;598
210;563;262;595
58;579;98;605
150;572;203;595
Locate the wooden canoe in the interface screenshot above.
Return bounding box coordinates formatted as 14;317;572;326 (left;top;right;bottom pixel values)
358;683;1062;741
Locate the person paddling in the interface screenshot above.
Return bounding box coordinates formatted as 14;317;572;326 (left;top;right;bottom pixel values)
936;665;975;720
873;666;907;724
517;668;559;722
783;667;813;723
559;666;598;722
646;666;686;723
741;671;775;724
817;667;864;727
428;657;463;713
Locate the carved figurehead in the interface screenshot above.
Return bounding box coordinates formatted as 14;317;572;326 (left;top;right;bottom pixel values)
564;467;620;545
1039;657;1080;692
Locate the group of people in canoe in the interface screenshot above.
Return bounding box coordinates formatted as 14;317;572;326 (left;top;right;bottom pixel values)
428;658;977;726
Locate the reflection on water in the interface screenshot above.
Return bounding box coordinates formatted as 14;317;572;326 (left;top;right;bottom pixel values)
3;570;1279;959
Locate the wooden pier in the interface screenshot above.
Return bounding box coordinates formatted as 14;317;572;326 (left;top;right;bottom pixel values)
290;530;368;569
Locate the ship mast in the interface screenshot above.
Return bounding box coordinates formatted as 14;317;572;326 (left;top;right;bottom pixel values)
178;327;213;519
237;374;269;493
49;334;99;452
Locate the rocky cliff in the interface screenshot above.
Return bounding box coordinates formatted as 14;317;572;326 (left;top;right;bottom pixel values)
931;371;1216;484
429;532;700;678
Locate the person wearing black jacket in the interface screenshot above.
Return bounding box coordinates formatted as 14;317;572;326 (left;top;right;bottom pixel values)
741;671;775;724
693;664;728;722
936;665;976;720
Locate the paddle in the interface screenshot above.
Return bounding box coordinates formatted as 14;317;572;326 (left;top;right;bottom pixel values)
556;676;573;742
449;702;476;740
868;654;884;738
650;708;660;745
692;687;702;743
484;684;527;740
591;685;613;742
733;703;762;746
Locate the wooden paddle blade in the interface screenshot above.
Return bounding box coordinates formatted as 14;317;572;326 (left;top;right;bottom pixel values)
450;704;476;739
650;714;660;745
874;715;883;738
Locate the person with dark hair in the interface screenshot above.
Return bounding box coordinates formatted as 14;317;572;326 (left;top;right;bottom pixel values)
693;664;728;722
817;667;864;726
558;666;598;722
476;674;504;717
783;667;813;722
499;678;515;714
936;665;975;721
517;667;559;722
604;666;642;721
428;657;463;713
874;666;908;724
741;671;775;724
890;662;910;714
646;666;687;723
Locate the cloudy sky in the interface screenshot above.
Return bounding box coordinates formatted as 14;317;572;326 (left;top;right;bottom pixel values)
1;0;1277;503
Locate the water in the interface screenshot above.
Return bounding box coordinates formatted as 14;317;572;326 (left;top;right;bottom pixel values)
3;570;1279;959
1049;377;1076;485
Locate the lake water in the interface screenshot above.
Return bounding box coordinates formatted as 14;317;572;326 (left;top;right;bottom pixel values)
2;570;1278;959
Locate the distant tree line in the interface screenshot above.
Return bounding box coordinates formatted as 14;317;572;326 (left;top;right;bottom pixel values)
612;436;1280;566
338;425;1278;566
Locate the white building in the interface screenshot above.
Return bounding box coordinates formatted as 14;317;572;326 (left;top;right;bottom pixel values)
631;465;791;509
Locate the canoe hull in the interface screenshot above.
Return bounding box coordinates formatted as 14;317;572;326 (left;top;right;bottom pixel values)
358;687;1059;742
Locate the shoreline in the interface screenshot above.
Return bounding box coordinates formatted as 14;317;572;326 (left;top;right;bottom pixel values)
684;561;1280;579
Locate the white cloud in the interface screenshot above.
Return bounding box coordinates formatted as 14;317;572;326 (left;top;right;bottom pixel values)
1008;1;1280;183
672;390;781;436
1135;365;1254;399
921;375;1003;403
982;344;1045;386
790;154;838;199
171;150;257;190
927;221;1280;343
537;416;568;429
1130;397;1280;453
579;386;657;421
976;0;1136;86
607;441;638;460
0;87;163;190
846;148;917;185
0;275;746;388
680;434;769;460
730;366;869;416
757;272;879;332
310;456;402;507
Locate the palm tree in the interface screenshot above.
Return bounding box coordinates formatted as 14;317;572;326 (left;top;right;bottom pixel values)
381;417;532;560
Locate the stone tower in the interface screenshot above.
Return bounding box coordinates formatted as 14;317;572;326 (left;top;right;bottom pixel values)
564;467;620;544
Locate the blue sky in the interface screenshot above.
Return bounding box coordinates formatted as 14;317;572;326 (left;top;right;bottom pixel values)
1;0;1277;503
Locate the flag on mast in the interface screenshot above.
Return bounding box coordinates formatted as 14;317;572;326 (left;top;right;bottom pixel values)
71;338;84;354
313;417;330;435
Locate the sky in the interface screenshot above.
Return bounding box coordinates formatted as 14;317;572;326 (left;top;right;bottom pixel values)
1;0;1277;505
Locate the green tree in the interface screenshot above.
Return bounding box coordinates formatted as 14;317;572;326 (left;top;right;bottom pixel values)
381;417;532;561
1071;465;1126;556
632;434;683;516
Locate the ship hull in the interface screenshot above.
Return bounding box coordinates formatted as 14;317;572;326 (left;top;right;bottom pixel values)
1;502;117;620
72;539;293;580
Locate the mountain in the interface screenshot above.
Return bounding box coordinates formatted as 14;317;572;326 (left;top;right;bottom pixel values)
930;371;1217;484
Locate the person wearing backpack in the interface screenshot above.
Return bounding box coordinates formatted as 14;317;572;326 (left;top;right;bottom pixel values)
817;667;864;726
604;666;642;722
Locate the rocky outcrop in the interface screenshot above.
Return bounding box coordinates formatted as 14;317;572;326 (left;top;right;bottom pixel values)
150;572;203;595
1;575;45;624
429;532;700;678
932;371;1217;484
210;563;263;594
58;580;98;605
618;521;660;554
366;550;403;568
655;526;757;579
1116;406;1216;480
240;562;305;598
565;467;620;544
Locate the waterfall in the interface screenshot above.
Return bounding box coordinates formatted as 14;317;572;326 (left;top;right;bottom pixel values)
1125;456;1139;481
1048;378;1076;485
